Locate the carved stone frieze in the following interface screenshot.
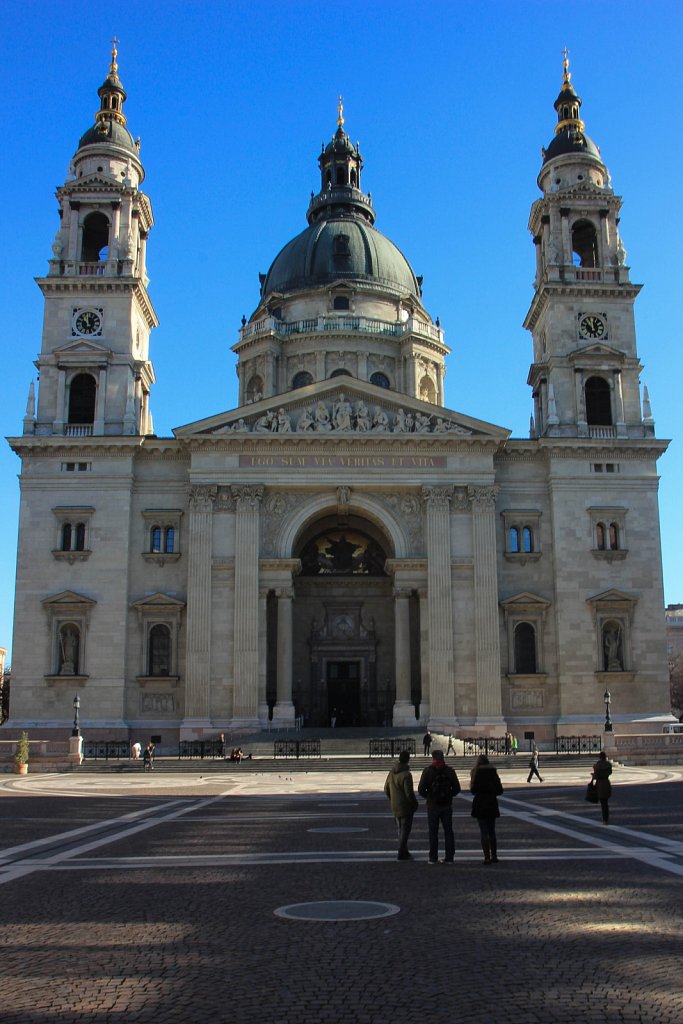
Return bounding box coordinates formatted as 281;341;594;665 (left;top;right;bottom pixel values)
381;492;424;554
261;491;309;555
215;487;236;512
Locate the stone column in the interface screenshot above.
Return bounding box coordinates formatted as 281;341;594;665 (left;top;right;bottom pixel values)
257;588;269;723
392;586;414;725
53;369;66;434
614;370;627;437
273;586;295;724
68;202;80;260
422;486;457;727
468;486;504;726
182;485;217;735
560;208;571;264
232;485;264;726
575;369;587;435
94;368;107;434
418;586;430;722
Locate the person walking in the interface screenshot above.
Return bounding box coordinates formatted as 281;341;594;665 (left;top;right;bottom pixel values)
418;749;461;864
470;754;504;864
422;731;433;756
527;746;543;783
446;733;456;755
384;750;419;860
131;741;142;761
511;735;518;755
143;742;155;771
591;750;613;824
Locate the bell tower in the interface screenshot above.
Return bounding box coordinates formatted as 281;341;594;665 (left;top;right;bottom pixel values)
523;53;653;440
27;41;158;439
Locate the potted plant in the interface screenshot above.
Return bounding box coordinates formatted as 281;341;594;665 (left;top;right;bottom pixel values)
14;731;29;775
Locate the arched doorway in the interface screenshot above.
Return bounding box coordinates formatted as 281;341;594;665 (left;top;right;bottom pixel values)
288;515;397;726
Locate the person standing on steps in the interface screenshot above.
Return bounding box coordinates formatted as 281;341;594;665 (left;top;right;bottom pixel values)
418;749;461;864
527;746;543;783
422;730;433;756
470;754;504;864
591;750;613;824
384;750;419;860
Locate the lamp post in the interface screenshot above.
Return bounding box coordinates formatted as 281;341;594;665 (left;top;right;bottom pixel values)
603;689;613;733
72;694;81;737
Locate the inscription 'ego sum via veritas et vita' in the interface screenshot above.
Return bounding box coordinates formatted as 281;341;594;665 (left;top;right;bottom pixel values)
239;454;446;469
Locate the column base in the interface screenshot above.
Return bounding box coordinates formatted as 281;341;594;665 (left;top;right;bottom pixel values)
392;701;417;727
68;735;83;765
272;702;296;725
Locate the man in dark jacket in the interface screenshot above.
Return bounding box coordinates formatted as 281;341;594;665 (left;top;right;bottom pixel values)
418;749;461;863
384;750;419;860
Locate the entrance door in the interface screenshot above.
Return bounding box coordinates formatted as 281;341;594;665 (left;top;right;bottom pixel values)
327;661;361;727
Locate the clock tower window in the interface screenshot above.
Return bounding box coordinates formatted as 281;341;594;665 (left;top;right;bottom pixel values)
68;373;97;425
80;212;110;264
571;220;599;268
585;376;612;426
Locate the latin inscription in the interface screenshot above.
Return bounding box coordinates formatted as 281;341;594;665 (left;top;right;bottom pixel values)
239;454;446;469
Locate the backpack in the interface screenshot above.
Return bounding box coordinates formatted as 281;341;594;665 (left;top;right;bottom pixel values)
430;768;457;804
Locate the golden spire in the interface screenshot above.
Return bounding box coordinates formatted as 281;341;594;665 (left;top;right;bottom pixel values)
110;35;119;76
337;95;344;129
562;46;571;86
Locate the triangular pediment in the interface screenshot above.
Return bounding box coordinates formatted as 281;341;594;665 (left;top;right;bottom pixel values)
54;338;112;360
500;591;551;610
131;592;186;610
173;378;509;441
63;172;120;191
569;343;625;363
42;590;97;608
586;588;637;607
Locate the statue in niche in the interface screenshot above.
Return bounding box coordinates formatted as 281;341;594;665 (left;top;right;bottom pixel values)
603;623;623;672
321;534;358;573
59;625;79;675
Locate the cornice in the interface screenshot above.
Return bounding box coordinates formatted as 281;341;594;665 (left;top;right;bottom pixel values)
499;438;669;461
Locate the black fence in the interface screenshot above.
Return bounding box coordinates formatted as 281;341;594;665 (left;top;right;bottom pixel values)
463;737;507;756
274;739;321;758
554;735;602;754
178;740;225;759
368;738;417;757
83;741;131;760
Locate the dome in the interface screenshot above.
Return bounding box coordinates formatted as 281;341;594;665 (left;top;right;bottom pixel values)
77;119;139;157
262;217;421;298
543;129;601;164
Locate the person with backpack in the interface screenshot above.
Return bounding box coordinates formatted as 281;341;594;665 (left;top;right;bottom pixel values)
384;750;419;860
418;749;461;864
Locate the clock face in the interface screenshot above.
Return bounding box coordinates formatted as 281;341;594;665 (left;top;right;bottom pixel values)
579;314;606;339
74;309;102;336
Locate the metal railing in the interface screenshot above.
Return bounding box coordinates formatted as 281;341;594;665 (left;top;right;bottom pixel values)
178;740;224;759
554;735;602;754
274;739;321;758
463;737;508;756
83;740;131;760
368;738;416;757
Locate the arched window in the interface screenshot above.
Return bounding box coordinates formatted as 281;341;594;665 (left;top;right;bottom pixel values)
68;373;96;425
509;527;520;553
609;522;619;550
75;523;86;551
61;523;72;551
148;624;171;676
596;522;606;550
330;368;352;378
81;212;110;263
335;165;347;186
164;527;175;554
571;220;599;268
370;372;390;389
522;527;533;553
151;526;162;553
514;622;537;674
350;169;357;187
246;375;263;403
585;376;612;426
333;295;350;310
292;371;313;389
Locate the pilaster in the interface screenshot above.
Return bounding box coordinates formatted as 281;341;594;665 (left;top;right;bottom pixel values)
181;485;217;734
422;486;458;727
232;485;264;725
392;586;414;725
468;485;504;726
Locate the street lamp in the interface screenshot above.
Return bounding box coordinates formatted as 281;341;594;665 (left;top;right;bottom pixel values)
603;689;613;733
72;694;81;737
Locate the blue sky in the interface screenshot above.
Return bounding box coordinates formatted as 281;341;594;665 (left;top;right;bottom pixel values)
1;0;681;660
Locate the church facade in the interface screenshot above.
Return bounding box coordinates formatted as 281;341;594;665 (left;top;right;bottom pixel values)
7;50;671;742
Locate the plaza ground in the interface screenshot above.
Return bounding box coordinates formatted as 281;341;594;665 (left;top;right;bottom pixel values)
1;762;682;1023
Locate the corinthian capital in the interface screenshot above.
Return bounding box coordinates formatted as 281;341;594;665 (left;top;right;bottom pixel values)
231;484;265;511
421;485;454;512
188;485;218;512
467;485;499;511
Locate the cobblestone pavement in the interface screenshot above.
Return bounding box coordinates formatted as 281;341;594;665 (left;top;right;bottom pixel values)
0;765;682;1023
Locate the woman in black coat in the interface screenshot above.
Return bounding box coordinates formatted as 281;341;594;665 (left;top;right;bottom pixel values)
470;754;504;864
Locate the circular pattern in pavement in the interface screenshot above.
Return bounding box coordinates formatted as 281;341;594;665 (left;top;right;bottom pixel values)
274;900;400;921
307;826;368;834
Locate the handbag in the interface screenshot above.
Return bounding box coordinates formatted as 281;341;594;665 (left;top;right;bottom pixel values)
585;781;599;803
